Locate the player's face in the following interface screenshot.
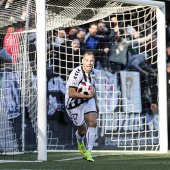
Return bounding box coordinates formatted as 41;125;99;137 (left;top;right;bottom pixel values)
82;54;95;73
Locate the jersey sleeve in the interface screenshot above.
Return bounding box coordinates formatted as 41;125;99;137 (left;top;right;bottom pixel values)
68;70;80;88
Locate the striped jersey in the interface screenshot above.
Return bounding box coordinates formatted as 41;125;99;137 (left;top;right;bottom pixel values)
65;66;95;109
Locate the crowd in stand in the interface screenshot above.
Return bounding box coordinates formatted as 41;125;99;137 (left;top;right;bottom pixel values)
0;25;24;64
0;13;158;75
0;11;167;118
44;15;156;79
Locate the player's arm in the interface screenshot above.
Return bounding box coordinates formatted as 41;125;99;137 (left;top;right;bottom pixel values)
69;87;95;99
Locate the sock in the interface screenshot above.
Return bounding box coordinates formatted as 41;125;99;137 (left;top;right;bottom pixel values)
86;127;96;152
75;130;85;143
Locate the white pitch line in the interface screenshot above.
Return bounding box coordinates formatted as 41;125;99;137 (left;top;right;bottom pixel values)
0;160;42;163
55;156;83;161
55;154;119;161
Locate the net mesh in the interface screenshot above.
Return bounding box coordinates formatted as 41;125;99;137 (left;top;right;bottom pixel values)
0;0;145;30
0;0;160;157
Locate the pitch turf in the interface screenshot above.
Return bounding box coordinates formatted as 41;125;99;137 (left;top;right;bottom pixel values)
0;152;170;170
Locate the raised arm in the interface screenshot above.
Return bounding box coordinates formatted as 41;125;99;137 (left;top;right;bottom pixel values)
126;33;152;46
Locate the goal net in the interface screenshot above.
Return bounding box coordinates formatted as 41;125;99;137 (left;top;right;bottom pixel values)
0;0;167;160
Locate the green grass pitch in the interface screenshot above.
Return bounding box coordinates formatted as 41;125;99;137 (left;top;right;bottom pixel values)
0;152;170;170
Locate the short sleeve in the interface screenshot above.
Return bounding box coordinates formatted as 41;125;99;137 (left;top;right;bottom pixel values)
68;71;79;88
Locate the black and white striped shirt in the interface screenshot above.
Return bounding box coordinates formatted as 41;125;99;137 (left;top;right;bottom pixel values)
65;66;95;109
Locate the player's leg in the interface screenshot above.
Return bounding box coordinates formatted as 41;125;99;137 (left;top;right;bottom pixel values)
66;105;87;157
76;123;87;143
85;112;97;151
76;124;87;156
83;112;97;162
83;98;97;162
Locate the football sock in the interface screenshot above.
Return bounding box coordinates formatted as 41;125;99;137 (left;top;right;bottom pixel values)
75;130;85;143
86;127;96;151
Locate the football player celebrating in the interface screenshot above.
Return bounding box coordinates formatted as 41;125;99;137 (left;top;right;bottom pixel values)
65;52;99;162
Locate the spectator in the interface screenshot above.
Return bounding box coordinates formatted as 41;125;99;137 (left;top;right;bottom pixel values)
107;31;152;73
105;14;123;35
0;48;12;63
76;29;86;42
110;15;118;29
67;38;85;69
97;21;109;36
104;14;119;31
126;22;138;37
53;28;66;48
103;15;121;70
126;31;141;58
97;21;110;70
127;53;156;76
84;22;118;67
53;38;84;80
67;27;78;39
127;32;157;75
69;28;86;50
3;26;24;62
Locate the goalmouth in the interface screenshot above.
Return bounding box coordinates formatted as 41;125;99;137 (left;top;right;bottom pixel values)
0;0;167;161
36;0;167;161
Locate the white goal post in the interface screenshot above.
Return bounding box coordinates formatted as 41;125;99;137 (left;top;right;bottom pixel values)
156;5;167;154
36;0;47;161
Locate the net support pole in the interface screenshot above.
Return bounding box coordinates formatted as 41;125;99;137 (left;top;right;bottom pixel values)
36;0;47;161
157;5;168;153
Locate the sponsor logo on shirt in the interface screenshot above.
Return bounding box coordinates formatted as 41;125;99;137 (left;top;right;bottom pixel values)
74;68;81;79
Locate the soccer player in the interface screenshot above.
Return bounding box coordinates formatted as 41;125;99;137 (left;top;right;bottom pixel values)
65;52;99;162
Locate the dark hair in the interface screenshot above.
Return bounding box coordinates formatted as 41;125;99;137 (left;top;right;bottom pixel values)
69;27;78;31
89;22;97;28
110;14;116;18
78;28;86;33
